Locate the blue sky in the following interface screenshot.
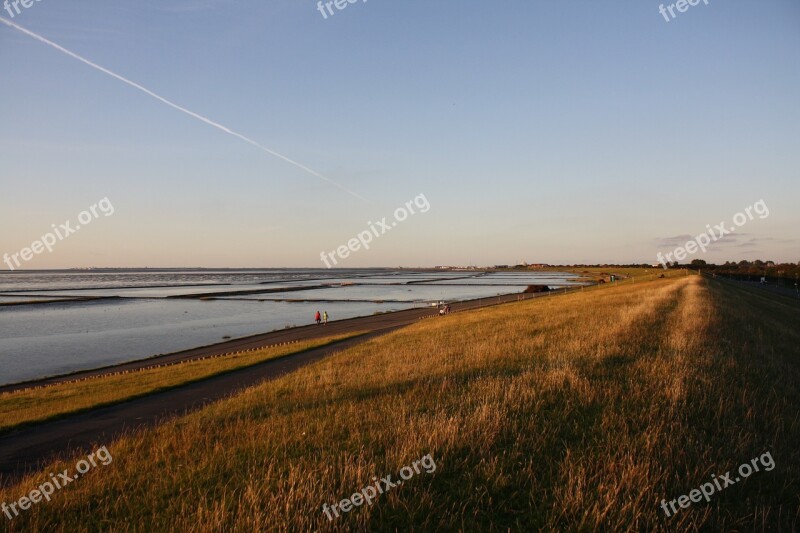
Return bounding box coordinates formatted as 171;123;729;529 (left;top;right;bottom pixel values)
1;0;798;268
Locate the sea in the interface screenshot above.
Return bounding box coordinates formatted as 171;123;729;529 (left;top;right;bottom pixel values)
0;268;583;385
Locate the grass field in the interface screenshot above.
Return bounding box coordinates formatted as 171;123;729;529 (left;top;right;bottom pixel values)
0;333;360;434
552;265;692;282
1;276;797;531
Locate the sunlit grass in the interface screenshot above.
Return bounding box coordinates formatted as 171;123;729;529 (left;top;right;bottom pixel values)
0;332;361;433
553;265;693;282
1;276;797;531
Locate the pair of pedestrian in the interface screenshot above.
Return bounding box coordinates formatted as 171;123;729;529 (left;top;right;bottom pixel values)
314;311;329;325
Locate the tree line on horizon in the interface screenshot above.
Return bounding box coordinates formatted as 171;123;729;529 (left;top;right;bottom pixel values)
510;261;800;281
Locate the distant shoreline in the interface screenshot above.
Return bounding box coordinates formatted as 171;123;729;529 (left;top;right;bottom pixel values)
0;288;581;395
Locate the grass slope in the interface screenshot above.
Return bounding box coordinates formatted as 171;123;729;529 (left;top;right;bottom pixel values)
1;276;797;531
0;333;361;433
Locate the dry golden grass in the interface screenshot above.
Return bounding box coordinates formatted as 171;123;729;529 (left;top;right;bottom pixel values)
1;276;797;531
0;333;360;433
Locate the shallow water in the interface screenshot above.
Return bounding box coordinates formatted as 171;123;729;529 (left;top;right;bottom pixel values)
0;269;583;385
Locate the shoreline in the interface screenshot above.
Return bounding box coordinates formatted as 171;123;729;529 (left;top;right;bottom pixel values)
0;287;590;482
0;288;582;395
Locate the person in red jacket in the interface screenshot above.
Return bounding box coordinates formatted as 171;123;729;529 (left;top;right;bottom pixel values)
315;310;321;325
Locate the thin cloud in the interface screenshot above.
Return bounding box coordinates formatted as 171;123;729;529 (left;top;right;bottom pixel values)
656;231;756;249
655;235;693;247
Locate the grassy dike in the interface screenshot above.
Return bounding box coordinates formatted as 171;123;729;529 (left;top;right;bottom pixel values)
0;333;361;433
1;276;798;531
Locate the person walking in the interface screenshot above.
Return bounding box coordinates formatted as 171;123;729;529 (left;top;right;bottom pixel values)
323;311;328;325
315;310;321;325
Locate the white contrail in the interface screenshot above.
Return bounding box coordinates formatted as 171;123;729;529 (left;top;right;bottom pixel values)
0;16;369;203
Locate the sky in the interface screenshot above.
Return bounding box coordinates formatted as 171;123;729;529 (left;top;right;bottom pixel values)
1;0;798;269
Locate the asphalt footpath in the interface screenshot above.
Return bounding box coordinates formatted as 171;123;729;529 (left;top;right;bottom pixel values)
0;288;569;483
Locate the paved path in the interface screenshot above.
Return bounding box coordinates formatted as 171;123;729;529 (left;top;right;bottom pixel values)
0;288;573;483
0;291;560;394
